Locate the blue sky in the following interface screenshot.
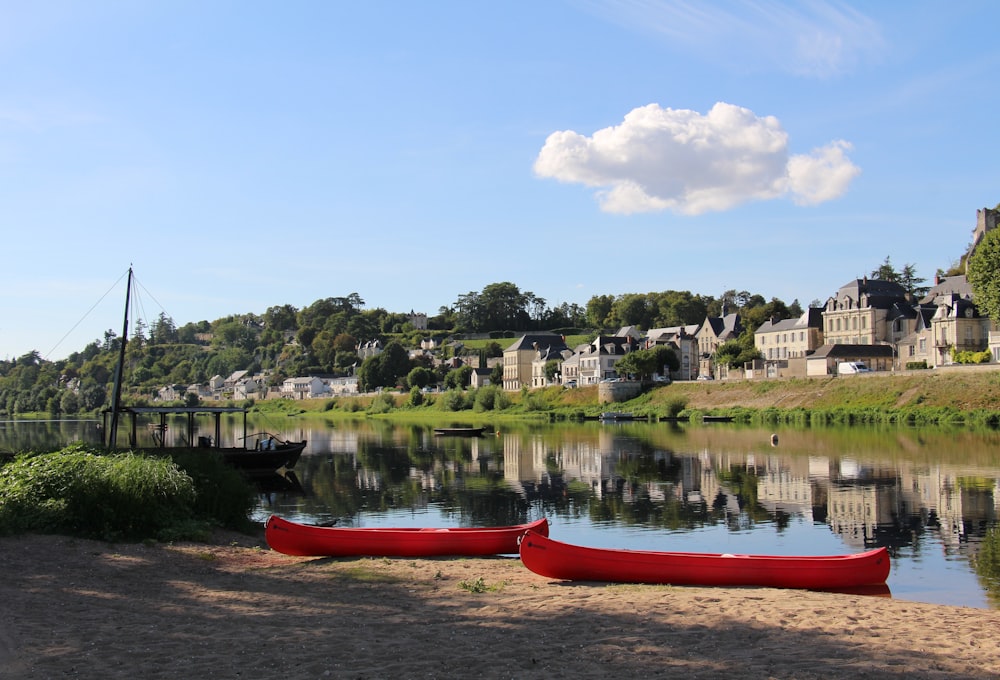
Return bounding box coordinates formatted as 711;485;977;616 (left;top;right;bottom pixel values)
2;1;998;360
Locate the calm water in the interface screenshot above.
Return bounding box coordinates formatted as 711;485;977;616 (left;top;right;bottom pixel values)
4;417;1000;609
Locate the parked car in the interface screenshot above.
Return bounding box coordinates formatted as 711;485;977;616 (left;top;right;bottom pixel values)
564;380;577;389
696;374;714;381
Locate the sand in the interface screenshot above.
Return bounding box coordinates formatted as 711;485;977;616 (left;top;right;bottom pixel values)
2;530;999;679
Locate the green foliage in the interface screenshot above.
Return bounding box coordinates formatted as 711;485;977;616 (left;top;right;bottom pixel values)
358;341;412;391
953;349;991;364
663;396;688;417
974;527;1000;606
614;346;678;380
968;228;1000;323
472;385;509;412
167;450;258;532
0;446;198;540
368;392;397;414
458;577;508;593
443;365;473;390
441;389;470;411
407;386;424;407
407;366;434;390
523;392;550;412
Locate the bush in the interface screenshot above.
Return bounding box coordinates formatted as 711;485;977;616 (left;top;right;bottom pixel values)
442;389;469;411
0;444;258;541
473;385;509;412
0;446;197;540
663;396;688;417
367;392;397;414
953;350;992;365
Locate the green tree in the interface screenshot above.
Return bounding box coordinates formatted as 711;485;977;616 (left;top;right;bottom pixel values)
968;227;1000;322
406;366;434;390
586;295;615;328
715;329;762;369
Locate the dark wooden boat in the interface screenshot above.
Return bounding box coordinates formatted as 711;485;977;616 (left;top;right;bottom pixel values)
599;411;635;421
518;530;890;590
433;426;486;436
217;437;306;471
265;515;548;557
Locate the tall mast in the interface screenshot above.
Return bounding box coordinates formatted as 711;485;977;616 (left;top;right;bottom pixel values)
107;266;132;449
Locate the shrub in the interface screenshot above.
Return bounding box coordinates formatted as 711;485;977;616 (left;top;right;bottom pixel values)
0;446;197;540
442;389;469;411
474;385;509;412
367;392;396;414
663;397;688;417
0;444;258;541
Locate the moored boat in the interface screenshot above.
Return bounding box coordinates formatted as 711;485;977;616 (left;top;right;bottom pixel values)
599;411;635;421
518;530;890;590
266;515;549;557
218;438;306;471
433;426;487;437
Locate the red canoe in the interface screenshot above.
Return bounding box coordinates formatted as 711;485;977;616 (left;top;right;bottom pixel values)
518;530;890;590
265;515;548;557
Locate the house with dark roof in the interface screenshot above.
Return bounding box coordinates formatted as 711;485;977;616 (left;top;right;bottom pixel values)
570;334;640;385
696;312;743;379
502;333;569;390
895;275;991;367
821;278;912;346
645;324;700;381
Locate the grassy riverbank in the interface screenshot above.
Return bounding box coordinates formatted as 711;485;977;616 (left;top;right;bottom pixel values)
252;367;1000;428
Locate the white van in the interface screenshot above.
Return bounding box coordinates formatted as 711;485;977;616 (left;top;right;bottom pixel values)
837;361;871;374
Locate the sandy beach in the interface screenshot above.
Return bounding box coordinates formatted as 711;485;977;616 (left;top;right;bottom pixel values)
2;530;999;679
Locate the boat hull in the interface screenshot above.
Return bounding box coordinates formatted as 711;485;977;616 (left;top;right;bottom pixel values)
518;531;890;590
432;427;486;436
266;515;549;557
220;441;305;471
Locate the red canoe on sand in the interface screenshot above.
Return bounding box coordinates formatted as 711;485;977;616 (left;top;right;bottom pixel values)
518;530;890;590
265;515;548;557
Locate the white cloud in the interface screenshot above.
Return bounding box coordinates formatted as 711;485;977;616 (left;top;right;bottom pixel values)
534;102;860;215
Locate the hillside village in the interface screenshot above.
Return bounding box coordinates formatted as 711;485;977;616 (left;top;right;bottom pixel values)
154;207;1000;403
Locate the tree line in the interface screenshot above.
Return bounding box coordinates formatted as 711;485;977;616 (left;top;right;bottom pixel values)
0;251;954;417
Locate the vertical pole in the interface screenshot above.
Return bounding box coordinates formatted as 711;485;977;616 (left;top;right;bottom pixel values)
108;267;132;450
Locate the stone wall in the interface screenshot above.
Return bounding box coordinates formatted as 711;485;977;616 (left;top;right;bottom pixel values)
597;380;643;404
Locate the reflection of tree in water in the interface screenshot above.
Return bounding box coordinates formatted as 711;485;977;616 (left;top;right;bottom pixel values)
283;438;532;527
974;528;1000;607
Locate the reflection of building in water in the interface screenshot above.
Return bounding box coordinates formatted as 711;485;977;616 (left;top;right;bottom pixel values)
756;464;814;519
897;466;1000;556
494;428;999;556
307;428;360;454
826;483;890;549
501;433;614;497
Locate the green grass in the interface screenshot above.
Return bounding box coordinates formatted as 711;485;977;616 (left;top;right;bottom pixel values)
0;443;257;541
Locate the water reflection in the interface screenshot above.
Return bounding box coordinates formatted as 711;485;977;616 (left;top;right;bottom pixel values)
254;421;1000;609
5;417;1000;608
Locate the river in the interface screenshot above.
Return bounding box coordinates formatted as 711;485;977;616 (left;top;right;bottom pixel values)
4;416;999;609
